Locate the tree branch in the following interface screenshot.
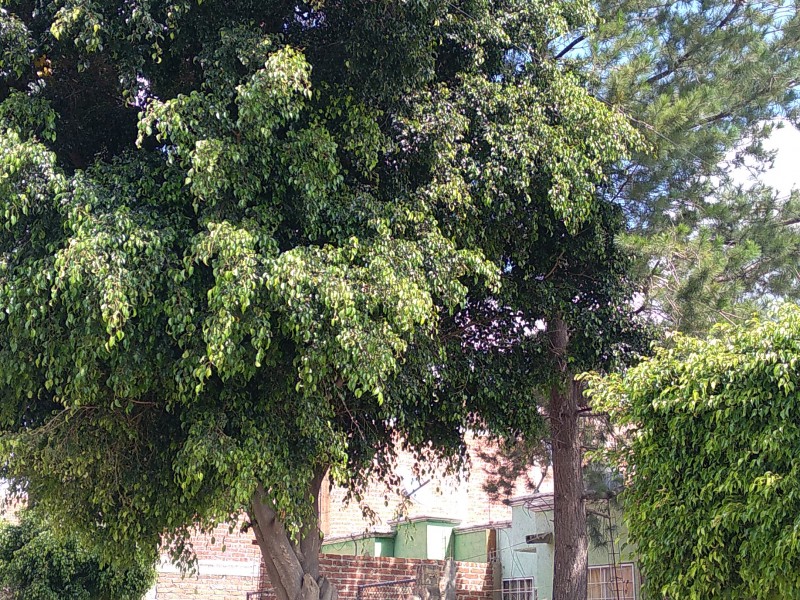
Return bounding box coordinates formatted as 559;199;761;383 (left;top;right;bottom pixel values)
555;34;586;59
782;216;800;227
646;1;743;86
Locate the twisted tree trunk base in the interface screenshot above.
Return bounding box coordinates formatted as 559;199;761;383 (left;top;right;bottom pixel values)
250;470;337;600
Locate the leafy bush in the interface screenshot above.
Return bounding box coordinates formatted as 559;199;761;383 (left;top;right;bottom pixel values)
0;509;156;600
590;304;800;599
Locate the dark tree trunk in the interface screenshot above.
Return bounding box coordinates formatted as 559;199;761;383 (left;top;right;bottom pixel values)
549;318;588;600
250;469;337;600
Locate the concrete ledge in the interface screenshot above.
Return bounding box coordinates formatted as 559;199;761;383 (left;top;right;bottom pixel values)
157;557;260;578
453;521;510;533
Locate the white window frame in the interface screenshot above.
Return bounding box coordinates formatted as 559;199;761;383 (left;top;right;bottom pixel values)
587;563;637;600
502;577;536;600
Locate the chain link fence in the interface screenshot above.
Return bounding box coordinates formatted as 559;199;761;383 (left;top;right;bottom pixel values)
248;567;432;600
356;578;417;600
247;578;417;600
247;579;417;600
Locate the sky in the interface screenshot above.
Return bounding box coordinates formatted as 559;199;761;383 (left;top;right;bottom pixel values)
735;122;800;194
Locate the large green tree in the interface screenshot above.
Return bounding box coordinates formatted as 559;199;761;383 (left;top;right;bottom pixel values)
474;3;800;595
468;3;800;596
0;1;638;600
588;304;800;599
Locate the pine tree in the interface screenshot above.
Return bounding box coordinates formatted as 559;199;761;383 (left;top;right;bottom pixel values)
561;0;800;332
483;5;800;596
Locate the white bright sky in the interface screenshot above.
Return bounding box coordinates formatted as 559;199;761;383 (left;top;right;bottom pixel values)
735;122;800;194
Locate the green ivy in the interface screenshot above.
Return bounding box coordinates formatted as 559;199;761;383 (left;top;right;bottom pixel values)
589;304;800;599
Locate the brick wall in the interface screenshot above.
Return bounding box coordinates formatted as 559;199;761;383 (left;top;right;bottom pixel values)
154;545;494;600
257;554;494;600
152;433;535;599
186;524;262;563
153;525;263;599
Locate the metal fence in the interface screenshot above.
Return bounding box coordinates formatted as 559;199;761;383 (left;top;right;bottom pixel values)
247;576;418;600
356;578;417;600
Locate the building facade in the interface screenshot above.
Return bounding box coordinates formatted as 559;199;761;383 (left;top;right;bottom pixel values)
496;494;640;600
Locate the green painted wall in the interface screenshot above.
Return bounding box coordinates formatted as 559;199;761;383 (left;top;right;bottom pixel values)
587;510;637;566
322;537;372;556
321;535;396;557
498;508;554;600
394;521;428;559
499;503;639;600
394;519;458;559
453;529;489;562
321;519;462;560
373;537;395;557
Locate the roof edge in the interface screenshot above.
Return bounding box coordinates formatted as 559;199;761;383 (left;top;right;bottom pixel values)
507;493;554;510
322;531;395;544
453;520;511;533
388;515;462;526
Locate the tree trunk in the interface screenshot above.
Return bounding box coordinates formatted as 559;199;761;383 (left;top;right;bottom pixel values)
549;318;588;600
250;469;337;600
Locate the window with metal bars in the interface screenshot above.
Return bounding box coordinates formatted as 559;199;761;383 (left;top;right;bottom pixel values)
502;577;536;600
587;563;637;600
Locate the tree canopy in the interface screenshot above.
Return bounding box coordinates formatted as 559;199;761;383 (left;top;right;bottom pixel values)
7;1;798;598
588;304;800;599
0;0;639;595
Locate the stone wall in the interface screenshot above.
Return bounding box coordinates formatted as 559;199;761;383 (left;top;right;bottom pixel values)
154;572;258;599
